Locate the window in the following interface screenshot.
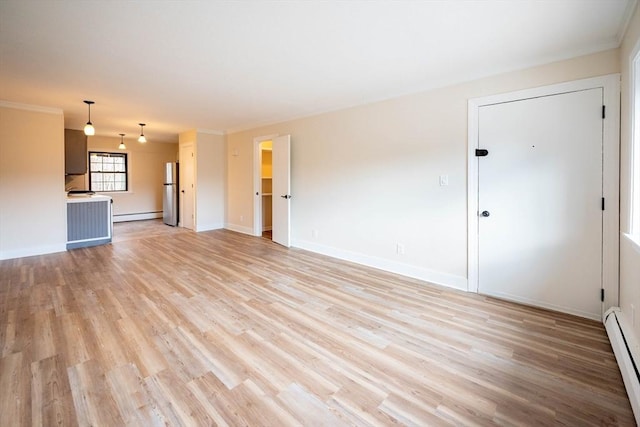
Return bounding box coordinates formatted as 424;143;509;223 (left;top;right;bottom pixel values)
89;151;128;192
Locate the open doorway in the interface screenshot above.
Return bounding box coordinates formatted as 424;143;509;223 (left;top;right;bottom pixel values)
253;134;291;247
259;140;273;240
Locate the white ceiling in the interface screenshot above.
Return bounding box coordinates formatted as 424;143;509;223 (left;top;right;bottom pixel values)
0;0;635;142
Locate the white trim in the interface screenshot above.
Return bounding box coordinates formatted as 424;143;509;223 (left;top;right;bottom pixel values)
196;222;224;232
292;238;468;291
467;74;621;313
0;100;63;114
604;307;640;424
617;0;639;45
195;128;225;136
603;75;622;311
485;291;601;321
113;212;162;222
629;40;640;234
613;308;640;383
67;236;109;245
224;223;255;236
253;134;279;237
0;244;67;260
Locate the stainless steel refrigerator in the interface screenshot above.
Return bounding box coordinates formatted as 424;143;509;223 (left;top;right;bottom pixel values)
163;162;179;226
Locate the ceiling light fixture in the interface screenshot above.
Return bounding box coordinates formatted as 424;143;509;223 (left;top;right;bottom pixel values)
118;133;126;150
138;123;147;143
83;100;95;135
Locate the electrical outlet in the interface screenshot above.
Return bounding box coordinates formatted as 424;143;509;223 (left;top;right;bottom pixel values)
312;229;319;238
439;175;449;186
396;243;405;255
240;215;244;222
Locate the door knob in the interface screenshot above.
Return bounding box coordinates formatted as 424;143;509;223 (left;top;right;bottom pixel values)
281;195;291;199
481;210;490;217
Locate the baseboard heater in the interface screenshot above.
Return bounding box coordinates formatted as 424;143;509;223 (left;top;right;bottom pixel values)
604;307;640;423
113;211;162;223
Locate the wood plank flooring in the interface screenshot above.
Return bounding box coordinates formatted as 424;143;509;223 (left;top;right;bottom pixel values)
0;221;635;426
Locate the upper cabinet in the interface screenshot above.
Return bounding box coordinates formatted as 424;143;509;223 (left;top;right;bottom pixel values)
65;129;87;175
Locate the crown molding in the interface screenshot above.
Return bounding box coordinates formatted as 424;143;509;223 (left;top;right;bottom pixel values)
0;100;63;115
196;128;225;136
617;0;639;45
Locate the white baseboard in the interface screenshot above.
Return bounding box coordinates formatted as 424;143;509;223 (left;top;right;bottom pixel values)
480;290;601;321
224;223;255;236
113;212;162;223
0;243;67;260
292;238;467;291
604;307;640;424
196;222;224;232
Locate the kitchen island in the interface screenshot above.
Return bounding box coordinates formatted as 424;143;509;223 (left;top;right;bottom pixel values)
66;194;113;249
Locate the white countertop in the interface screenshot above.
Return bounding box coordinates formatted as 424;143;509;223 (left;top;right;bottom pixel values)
66;194;112;203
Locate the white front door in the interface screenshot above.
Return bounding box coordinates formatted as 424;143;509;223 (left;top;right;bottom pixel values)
477;88;604;319
179;144;195;230
272;135;291;247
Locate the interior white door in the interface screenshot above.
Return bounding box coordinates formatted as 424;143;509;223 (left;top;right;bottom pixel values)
477;88;603;319
272;135;291;247
179;144;195;230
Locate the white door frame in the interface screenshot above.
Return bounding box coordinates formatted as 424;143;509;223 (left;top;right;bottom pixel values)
467;74;620;313
253;134;279;237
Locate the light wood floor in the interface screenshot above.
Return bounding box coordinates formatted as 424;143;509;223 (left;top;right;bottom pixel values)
0;221;634;426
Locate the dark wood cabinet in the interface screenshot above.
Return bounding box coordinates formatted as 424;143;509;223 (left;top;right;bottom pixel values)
65;129;87;175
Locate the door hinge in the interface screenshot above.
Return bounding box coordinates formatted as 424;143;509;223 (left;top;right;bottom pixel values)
602;105;606;119
475;149;489;157
601;288;605;302
602;197;605;211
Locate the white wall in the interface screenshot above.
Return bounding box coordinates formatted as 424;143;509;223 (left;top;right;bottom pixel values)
619;3;640;354
195;132;226;231
0;102;66;259
226;49;620;289
179;130;225;232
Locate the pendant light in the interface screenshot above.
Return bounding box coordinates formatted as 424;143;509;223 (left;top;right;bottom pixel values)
118;134;126;150
83;100;95;135
138;123;147;143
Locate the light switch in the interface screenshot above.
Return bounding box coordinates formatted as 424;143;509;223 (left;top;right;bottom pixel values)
439;175;449;186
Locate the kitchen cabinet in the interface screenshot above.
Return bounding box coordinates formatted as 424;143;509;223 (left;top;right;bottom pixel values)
65;128;87;174
67;195;112;249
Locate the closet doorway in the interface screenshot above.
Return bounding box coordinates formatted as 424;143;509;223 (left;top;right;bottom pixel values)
260;141;273;239
253;135;291;247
